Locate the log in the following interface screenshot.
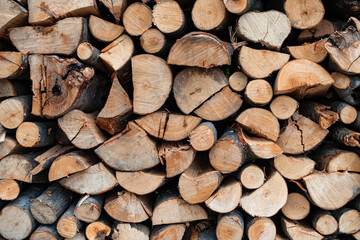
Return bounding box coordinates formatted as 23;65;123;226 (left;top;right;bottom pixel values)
330;101;357;124
104;190;152;223
246;217;276;240
351;111;360;131
237;10;291;50
16;121;57;148
298;19;335;42
114;222;150;240
299;101;339;129
281;218;324;240
76;42;107;72
223;0;262;15
216;210;244;240
191;0;227;31
287;39;328;63
281;192;310;221
189;122;217;151
189;223;216;240
274;154;315;180
0;179;21;200
30;224;62;240
236;163;264;190
0;0;28;40
10;17;88;55
270;95;298;120
311;210;338;235
67;232;86;240
331;72;360;106
0;52;28;79
59;162;118;195
99;0;127;24
0;79;31;98
331;126;360;147
85;218;111;240
334;208;360;234
284;0;325;29
74;194;105;223
150;224;185;240
0;95;32;129
122;2;152;36
57;202;83;239
140;28;170;56
0;136;25;159
167;32;233;68
274;59;334;99
240;171;288;217
229;71;248;92
244;79;273;106
30;182;73;224
239;46;290;79
89;15;124;43
95;121;160;171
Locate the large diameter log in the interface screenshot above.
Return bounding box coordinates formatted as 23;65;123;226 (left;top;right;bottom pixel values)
288;39;328;63
192;0;227;31
274;154;315;180
30;224;62;240
0;0;28;39
299;101;339;129
270;95;298;120
85;218;112;240
122;2;152;36
298;19;335;42
76;42;107;72
99;0;127;24
281;192;310;221
0;179;21;200
244;79;273;106
10;17;87;55
167;32;233;68
74;194;104;223
114;222;150;240
189;122;217;151
216;210;244;240
331;72;360;106
0;136;24;160
0;95;32;129
284;0;325;29
0;52;28;79
246;217;276;240
89;15;124;43
237;10;291;50
57;202;83;239
334;208;360;234
16;122;57;148
282;218;324;240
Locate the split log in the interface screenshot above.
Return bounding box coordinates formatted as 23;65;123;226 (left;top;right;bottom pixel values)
281;218;324;240
122;2;152;36
236;164;264;190
10;17;88;55
0;179;21;200
329;101;357;124
298;19;335;42
284;0;325;29
189;122;217;151
191;0;227;31
76;42;107;72
30;224;62;240
167;32;233;68
89;15;124;43
29;55;107;118
237;10;291;50
85;218;111;240
244;79;273;106
299;101;339;129
114;222;150;240
57;202;83;239
0;79;31;98
30;182;73;224
240;171;288;217
311;210;338;235
274;59;334;99
0;136;25;159
287;39;328;63
194;86;242;121
158;141;195;178
303;171;360;210
99;0;127;24
238;46;290;79
140;29;169;55
229;71;248;92
334;208;360;234
48;150;97;181
135;111;201;141
224;0;262;15
246;217;276;240
0;52;28;79
331;126;360;147
216;210;244;240
274;154;315;180
150;224;185;240
331;72;360;106
0;95;32;129
16;121;57;148
74;194;104;223
270;95;298;120
281;192;310;221
104;191;152;223
95;121;160;171
0;0;28;39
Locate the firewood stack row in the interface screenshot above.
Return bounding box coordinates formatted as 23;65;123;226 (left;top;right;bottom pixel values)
0;0;359;239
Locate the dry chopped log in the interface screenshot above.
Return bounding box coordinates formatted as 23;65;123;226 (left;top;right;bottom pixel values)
303;171;360;210
237;10;291;50
229;71;248;92
331;126;360;147
57;202;83;239
10;17;87;55
281;192;310;221
16;122;57;148
276;113;329;154
30;224;62;240
30;182;73;224
135;111;201;141
331;72;360;106
76;42;107;72
167;32;233;68
246;217;276;240
96;121;160;171
312;210;338;235
281;218;324;240
140;29;169;55
158;141;195;178
99;0;127;24
239;46;290;79
150;224;185;240
0;136;25;159
244;79;273;106
123;2;152;36
0;95;32;129
85;218;112;240
0;179;21;200
330;101;357;124
74;194;104;223
205;176;242;213
299;101;339;129
0;79;31;98
274;59;334;99
67;232;86;240
189;122;217;151
240;171;288;217
284;0;325;29
30;55;107;118
224;0;261;15
192;0;227;31
334;208;360;234
104;190;152;223
298;19;335;42
274;154;315;180
114;222;150;240
287;39;328;63
0;186;42;240
216;210;244;240
236;163;264;190
89;15;124;43
0;0;28;39
0;52;28;79
270;95;298;120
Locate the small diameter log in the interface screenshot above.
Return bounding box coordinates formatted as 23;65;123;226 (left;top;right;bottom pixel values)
274;154;315;180
224;0;261;15
229;71;248;92
299;101;339;129
244;79;273;106
57;202;83;239
334;208;360;234
303;172;360;210
114;222;150;240
189;122;217;151
10;17;87;55
135;110;201;141
77;42;107;72
331;72;360;106
288;39;328;63
192;0;227;31
16;122;57;148
298;19;335;42
237;10;291;50
240;171;288;217
284;0;325;29
330;101;357;124
0;186;43;240
239;46;290;79
59;162;117;195
0;136;25;159
0;79;31;98
236;164;264;190
331;126;360;147
48;150;97;181
122;2;152;36
104;191;152;223
99;0;127;24
282;218;324;240
167;32;233;68
74;194;104;223
0;95;32;129
58;110;107;149
274;59;334;99
30;183;73;224
0;52;28;79
89;15;124;43
85;218;112;240
95;121;160;171
281;192;310;221
140;29;169;55
216;210;244;240
0;179;21;200
158;141;196;178
0;0;28;39
270;95;298;120
150;224;185;240
246;217;276;240
311;210;338;235
67;232;86;240
30;224;62;240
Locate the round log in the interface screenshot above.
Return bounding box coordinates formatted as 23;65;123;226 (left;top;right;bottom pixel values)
311;210;338;235
189;122;217;151
30;224;62;240
150;224;185;240
122;2;152;36
244;79;273;106
0;179;21;201
216;210;244;240
284;0;325;29
270;95;298;120
334;208;360;234
85;219;111;240
74;194;104;223
0;95;32;129
236;164;265;190
192;0;227;31
331;72;360;106
246;217;276;240
140;28;168;55
76;42;107;72
56;203;83;239
281;192;310;221
16;122;57;148
229;71;248;92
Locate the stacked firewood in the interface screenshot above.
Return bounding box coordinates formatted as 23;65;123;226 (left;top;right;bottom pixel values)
0;0;360;239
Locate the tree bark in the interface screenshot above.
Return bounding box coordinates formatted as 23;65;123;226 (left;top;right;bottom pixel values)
331;125;360;147
76;42;107;72
299;101;339;129
56;202;83;239
0;79;31;98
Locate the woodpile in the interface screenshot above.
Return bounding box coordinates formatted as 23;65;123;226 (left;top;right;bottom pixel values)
0;0;360;239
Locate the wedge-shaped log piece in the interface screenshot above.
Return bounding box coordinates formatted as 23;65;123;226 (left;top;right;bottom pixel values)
284;0;325;29
150;224;185;240
0;95;32;129
0;0;28;39
132;54;172;115
0;136;25;159
59;162;118;195
10;17;87;55
274;59;334;99
74;194;104;223
0;52;28;79
288;39;328;63
298;19;334;42
114;222;150;240
282;218;324;240
274;154;315;180
246;217;276;240
135;111;201;141
57;202;83;239
216;210;244;240
89;15;124;43
100;0;127;24
239;46;290;79
30;224;62;240
0;179;21;201
281;192;310;221
331;72;360;106
240;171;288;217
303;172;360;210
167;32;233;68
237;10;291;50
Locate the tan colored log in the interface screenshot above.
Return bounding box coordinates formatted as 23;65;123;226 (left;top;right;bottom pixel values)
244;79;273;106
0;95;32;129
312;210;338;236
150;224;185;240
216;210;244;240
270;95;298;120
331;72;360;106
288;39;328;63
281;192;310;221
0;0;28;40
152;0;186;35
0;179;21;200
284;0;325;29
237;10;291;50
189;122;217;151
140;28;169;56
298;19;335;42
122;2;152;36
274;154;315;180
0;52;28;79
85;219;111;240
299;101;339;129
30;225;62;240
89;15;124;43
114;222;150;240
0;79;31;98
223;0;261;15
74;194;104;223
0;136;25;159
16;122;57;148
282;218;324;240
246;217;276;240
76;42;107;72
57;203;83;239
334;208;360;234
192;0;227;31
239;46;290;79
99;0;127;24
330;101;357;124
229;71;248;92
237;164;264;190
